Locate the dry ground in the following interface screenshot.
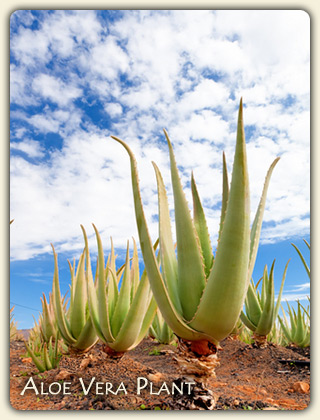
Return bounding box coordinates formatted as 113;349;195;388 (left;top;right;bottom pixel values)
10;333;310;411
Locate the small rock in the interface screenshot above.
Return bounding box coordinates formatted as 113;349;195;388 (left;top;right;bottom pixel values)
147;372;164;383
80;358;91;369
291;381;309;394
21;357;32;364
55;370;73;381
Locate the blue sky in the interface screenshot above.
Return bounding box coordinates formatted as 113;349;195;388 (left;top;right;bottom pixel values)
10;10;310;329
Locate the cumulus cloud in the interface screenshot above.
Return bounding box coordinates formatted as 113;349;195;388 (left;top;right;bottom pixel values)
10;10;310;261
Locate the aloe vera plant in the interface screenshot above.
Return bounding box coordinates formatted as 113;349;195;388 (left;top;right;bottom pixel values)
240;260;290;347
111;100;279;377
81;224;157;355
278;300;310;348
51;245;98;352
38;292;59;343
24;335;62;372
10;306;18;341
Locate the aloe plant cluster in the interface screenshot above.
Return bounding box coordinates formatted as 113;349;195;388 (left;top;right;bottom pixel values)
14;100;310;379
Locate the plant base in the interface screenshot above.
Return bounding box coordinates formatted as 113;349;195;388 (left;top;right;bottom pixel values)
253;333;268;348
102;344;125;358
174;338;220;381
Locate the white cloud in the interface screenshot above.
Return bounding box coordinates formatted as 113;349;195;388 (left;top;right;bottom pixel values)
104;102;123;118
32;74;82;107
10;10;310;261
10;139;45;158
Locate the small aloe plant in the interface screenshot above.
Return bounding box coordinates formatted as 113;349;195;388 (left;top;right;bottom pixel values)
278;300;310;348
149;309;176;345
51;245;98;352
240;260;290;347
24;336;62;373
38;292;59;343
10;306;18;341
81;224;157;355
111;100;280;377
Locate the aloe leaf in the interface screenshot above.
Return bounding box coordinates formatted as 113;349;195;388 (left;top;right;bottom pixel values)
294;302;307;346
164;129;206;320
218;151;229;241
191;172;214;277
111;135;209;342
110;267;152;352
273;259;290;324
92;224;114;343
70;252;87;339
291;243;310;279
51;245;77;345
248;157;280;282
107;266;119;321
191;99;251;342
73;317;98;351
23;340;46;373
111;242;131;338
260;265;269;308
243;281;262;328
81;225;108;343
131;237;140;300
40;294;55;341
256;261;275;336
43;343;53;371
132;296;158;349
240;311;256;332
152;162;181;314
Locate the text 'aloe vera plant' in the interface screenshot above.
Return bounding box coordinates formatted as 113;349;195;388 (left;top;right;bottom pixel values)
240;260;290;347
81;225;157;355
111;100;280;376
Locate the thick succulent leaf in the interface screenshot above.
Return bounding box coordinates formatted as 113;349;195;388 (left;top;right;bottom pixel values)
191;172;214;277
92;224;114;343
256;261;275;336
81;225;109;343
109;267;152;352
107;265;119;321
273;259;290;324
70;252;87;339
132;296;158;349
190;99;251;342
24;340;46;372
43;343;53;370
240;311;257;332
130;237;140;300
294;302;308;346
291;243;310;279
260;265;269;308
40;294;56;341
164;129;206;320
73;317;98;351
152;162;181;314
51;245;77;345
218;151;229;241
111;135;209;342
111;243;131;338
242;281;262;328
278;311;292;342
248;157;280;282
